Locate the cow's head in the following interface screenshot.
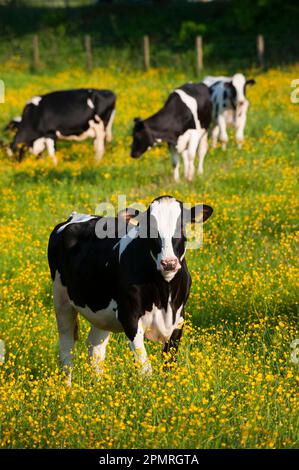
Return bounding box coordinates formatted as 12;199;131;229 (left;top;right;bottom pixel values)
131;196;213;282
226;74;256;107
131;117;154;159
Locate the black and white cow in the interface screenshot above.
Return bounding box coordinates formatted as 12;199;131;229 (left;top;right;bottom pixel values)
48;196;213;384
11;88;116;163
203;74;255;149
131;83;212;180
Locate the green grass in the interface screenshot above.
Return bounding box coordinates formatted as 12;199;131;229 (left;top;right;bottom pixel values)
0;63;298;448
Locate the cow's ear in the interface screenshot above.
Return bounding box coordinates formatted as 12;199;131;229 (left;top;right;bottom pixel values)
246;79;256;86
133;117;144;130
189;204;213;223
118;208;141;224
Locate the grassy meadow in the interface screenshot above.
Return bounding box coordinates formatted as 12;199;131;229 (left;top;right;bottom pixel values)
0;63;298;448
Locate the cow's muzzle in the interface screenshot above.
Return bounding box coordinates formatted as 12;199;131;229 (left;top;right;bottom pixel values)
130;150;142;159
160;258;178;272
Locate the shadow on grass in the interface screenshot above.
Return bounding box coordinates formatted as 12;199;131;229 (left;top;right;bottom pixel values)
191;301;299;332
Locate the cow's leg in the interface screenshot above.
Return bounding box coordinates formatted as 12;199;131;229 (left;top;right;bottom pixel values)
218;113;228;150
211;125;220;148
126;320;152;375
53;273;78;386
170;145;180;182
182;149;189;180
186;130;201;182
46;137;58;165
93;120;106;161
198;131;208;175
31;138;46;156
105;109;116;143
87;326;110;376
163;328;183;369
235;101;249;149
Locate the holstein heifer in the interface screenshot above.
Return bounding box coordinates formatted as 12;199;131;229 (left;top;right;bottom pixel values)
131;83;212;180
203;74;255;149
48;196;213;384
11;88;116;163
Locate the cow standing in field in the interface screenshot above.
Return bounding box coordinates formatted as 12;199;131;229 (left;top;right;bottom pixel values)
203;74;255;149
48;196;213;384
10;88;116;163
131;83;212;181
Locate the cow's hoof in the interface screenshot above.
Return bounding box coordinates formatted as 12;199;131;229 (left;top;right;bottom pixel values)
221;142;227;151
140;363;152;376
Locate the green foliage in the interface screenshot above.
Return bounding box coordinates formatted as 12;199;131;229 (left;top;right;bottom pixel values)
178;21;207;47
0;0;298;71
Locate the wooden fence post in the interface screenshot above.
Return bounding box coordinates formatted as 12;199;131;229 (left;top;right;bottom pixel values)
32;35;40;70
257;34;265;68
84;35;93;72
143;35;150;71
195;35;203;73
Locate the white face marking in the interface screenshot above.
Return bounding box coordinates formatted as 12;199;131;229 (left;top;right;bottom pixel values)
87;98;95;109
57;213;97;234
150;198;182;280
174;89;201;130
14;116;22;123
232;73;246;103
28;96;42;106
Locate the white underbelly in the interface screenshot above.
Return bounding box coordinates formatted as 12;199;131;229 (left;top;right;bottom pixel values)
56;127;96;141
72;299;124;333
141;304;184;343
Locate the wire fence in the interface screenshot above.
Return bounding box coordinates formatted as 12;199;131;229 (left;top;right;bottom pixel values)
1;32;298;73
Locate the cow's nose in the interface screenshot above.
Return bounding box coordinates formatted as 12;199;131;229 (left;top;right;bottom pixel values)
161;258;178;272
131;150;140;159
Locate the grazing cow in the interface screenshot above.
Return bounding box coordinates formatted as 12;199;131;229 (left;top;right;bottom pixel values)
131;83;212;180
203;74;255;149
48;196;213;384
11;88;116;163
